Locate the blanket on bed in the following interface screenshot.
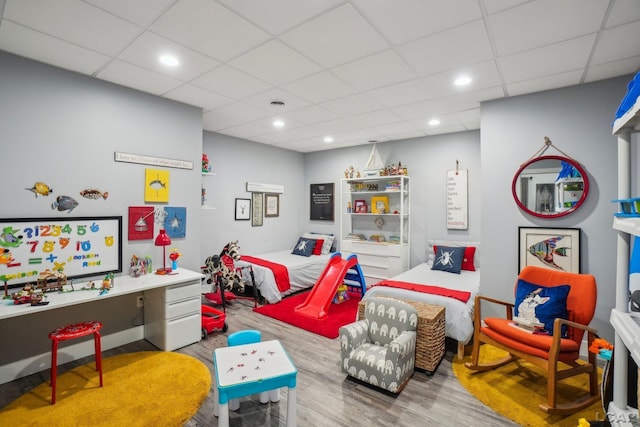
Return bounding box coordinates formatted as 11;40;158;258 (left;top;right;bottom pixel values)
370;280;471;303
240;255;290;292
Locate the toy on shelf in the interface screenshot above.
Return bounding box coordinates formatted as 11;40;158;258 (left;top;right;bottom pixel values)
12;284;49;305
36;269;67;292
612;197;640;217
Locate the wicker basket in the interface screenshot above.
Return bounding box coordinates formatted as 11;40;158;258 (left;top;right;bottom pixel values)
358;297;446;374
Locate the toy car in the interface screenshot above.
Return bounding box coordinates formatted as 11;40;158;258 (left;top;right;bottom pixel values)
201;304;227;339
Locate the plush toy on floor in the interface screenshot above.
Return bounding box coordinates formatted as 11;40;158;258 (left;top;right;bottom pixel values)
333;284;350;304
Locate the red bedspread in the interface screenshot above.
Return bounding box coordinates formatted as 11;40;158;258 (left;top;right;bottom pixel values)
240;255;290;292
370;280;471;303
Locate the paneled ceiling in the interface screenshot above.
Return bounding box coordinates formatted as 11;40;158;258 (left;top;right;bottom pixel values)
1;0;639;152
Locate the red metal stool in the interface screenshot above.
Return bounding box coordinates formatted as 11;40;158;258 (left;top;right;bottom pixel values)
48;320;103;404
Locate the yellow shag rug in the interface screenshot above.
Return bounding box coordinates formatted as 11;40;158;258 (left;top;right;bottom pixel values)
453;345;605;427
0;351;211;427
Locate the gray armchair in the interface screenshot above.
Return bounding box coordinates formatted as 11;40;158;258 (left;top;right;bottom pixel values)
339;297;417;394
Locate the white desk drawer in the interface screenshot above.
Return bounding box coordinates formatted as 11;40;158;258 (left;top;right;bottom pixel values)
165;313;201;350
341;240;404;256
166;280;200;303
166;297;200;319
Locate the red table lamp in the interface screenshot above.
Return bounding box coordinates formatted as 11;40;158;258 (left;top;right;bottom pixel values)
154;229;172;274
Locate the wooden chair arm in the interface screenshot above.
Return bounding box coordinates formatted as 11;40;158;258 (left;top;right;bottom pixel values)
548;317;598;360
473;295;515;325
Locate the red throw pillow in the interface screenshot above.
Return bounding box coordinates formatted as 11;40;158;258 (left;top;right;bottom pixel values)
434;245;476;271
312;239;324;255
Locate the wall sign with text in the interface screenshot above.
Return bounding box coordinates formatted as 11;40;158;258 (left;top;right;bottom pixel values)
310;183;334;221
447;170;468;230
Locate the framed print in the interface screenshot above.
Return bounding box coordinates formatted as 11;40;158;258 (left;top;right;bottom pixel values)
163;206;186;238
235;198;251;221
371;196;389;214
252;192;263;226
144;168;170;203
310;183;334;221
128;206;155;240
354;199;367;213
265;193;279;217
518;227;580;273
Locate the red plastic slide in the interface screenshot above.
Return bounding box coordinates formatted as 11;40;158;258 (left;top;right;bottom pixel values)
294;253;359;320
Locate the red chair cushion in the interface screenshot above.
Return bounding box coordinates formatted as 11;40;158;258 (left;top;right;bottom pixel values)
482;318;579;362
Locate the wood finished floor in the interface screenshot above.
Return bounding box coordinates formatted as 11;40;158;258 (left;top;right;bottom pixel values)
0;297;518;426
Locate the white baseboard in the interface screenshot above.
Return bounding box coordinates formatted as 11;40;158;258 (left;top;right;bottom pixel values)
0;326;145;385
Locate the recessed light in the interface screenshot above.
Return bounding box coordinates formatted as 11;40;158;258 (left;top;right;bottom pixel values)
273;120;285;128
428;118;440;126
454;76;471;86
159;54;179;67
324;136;334;143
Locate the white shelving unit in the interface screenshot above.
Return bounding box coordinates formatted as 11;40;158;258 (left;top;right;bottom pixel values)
611;93;640;426
202;172;216;210
340;175;410;286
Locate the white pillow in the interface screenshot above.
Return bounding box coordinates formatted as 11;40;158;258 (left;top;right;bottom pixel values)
303;233;335;255
427;239;480;269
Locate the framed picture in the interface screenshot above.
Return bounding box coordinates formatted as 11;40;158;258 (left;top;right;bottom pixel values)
310;183;334;221
252;192;263;226
265;193;279;217
128;206;155;240
354;199;367;213
518;227;580;273
371;195;389;214
235;198;251;221
163;206;186;238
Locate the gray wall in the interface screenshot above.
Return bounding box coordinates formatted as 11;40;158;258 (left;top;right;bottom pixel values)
481;76;631;341
0;51;203;364
302;132;482;267
200;132;304;257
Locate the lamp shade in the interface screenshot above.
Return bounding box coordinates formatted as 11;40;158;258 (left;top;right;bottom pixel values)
154;229;171;246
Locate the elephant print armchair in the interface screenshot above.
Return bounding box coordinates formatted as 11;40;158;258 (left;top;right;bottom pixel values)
339;297;417;394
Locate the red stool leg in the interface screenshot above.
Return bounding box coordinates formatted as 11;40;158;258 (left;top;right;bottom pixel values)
50;337;59;405
94;330;103;387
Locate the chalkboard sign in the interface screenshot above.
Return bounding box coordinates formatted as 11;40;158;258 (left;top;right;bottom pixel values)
310;183;334;221
0;216;122;287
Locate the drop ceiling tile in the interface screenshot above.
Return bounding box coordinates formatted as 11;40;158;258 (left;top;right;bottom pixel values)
331;49;418;91
118;31;220;81
487;0;607;56
283;105;341;125
505;70;584;97
149;0;270;61
606;0;640;27
319;93;384;116
255;125;325;144
210;101;272;127
455;108;481;130
0;20;110;75
280;3;389;68
425;122;466;135
282;71;357;103
591;20;640;65
397;20;493;76
191;65;272;100
436;86;505;114
96;59;182;95
83;0;176;27
585;56;640;83
421;60;502;98
483;0;530;15
500;35;595;83
391;99;442;121
3;0;142;55
315;109;402;133
366;79;433;108
218;0;343;35
352;0;482;45
229;39;321;86
163;84;234;111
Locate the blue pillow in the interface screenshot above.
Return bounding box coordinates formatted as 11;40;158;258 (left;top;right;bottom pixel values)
291;237;315;257
431;246;465;274
514;279;570;336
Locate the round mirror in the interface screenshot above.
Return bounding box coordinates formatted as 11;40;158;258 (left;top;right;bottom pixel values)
512;155;589;218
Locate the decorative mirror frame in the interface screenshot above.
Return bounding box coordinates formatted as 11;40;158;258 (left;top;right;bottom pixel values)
512;155;589;219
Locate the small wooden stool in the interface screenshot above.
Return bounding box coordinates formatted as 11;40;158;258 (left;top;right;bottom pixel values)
48;320;103;404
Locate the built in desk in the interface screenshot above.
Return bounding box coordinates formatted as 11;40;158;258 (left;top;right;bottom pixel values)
0;268;203;385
